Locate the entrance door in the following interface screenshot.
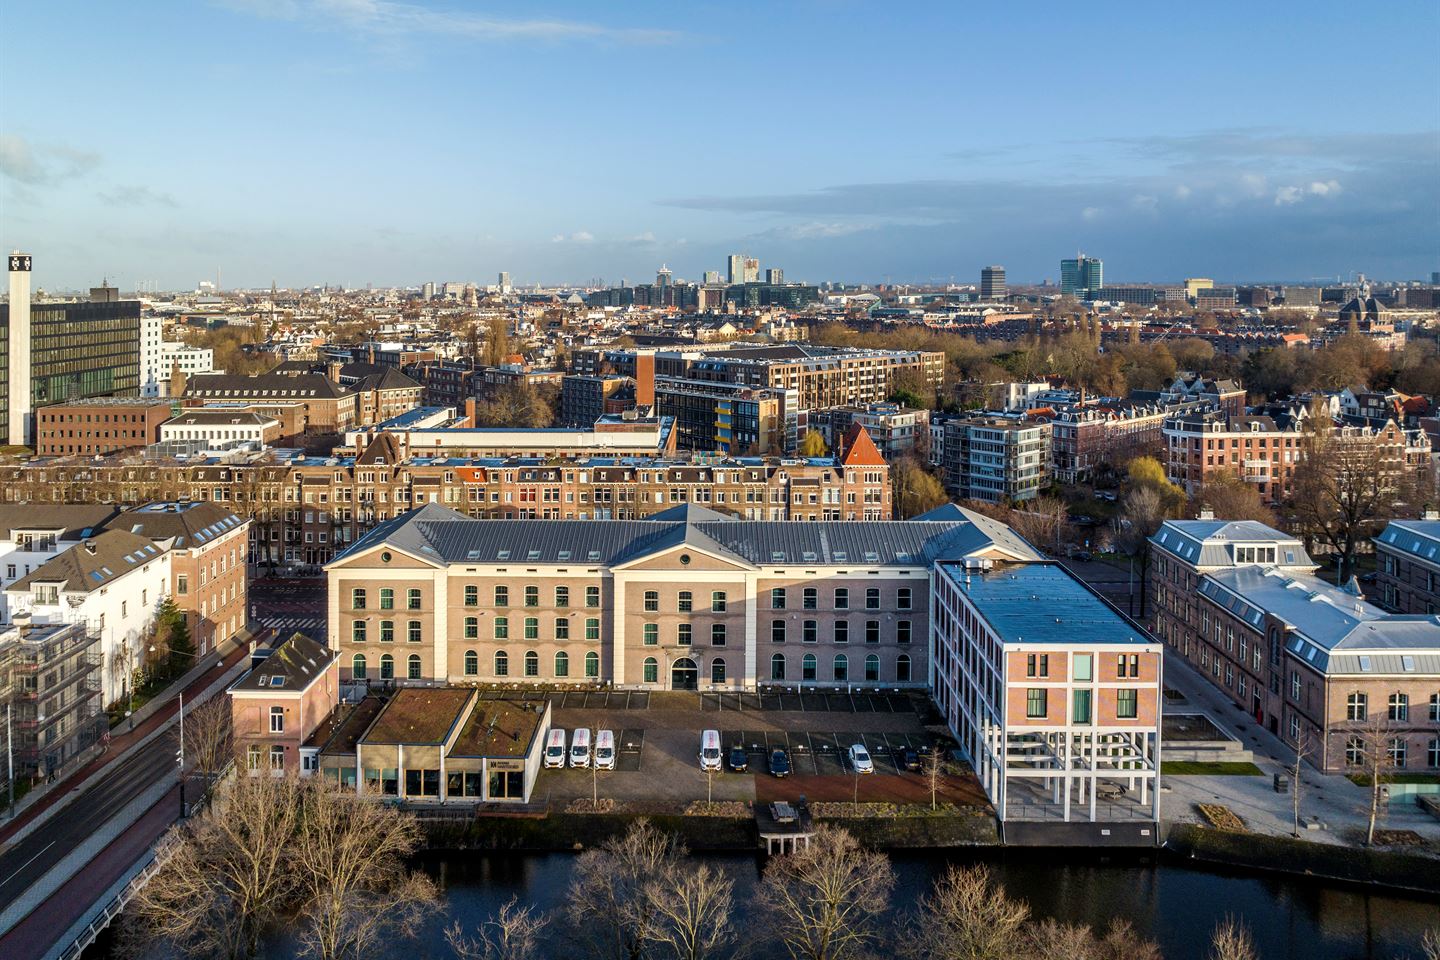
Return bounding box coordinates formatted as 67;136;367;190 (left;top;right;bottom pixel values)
671;657;698;691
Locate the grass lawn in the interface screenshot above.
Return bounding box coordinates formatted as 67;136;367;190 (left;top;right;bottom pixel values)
1162;761;1264;776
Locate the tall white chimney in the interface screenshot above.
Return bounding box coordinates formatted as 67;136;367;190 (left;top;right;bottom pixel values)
8;251;32;446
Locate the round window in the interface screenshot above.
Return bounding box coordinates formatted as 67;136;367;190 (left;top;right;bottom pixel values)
380;551;392;563
679;554;691;565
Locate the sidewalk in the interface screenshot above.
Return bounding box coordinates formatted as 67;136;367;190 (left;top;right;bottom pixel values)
1160;652;1440;846
0;641;250;850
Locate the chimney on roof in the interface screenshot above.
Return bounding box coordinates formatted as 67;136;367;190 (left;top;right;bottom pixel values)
1423;505;1439;522
1197;507;1215;521
84;539;98;553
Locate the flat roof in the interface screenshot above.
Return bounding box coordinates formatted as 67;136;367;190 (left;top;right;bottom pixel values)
945;561;1153;646
449;698;547;758
362;687;474;745
313;696;386;753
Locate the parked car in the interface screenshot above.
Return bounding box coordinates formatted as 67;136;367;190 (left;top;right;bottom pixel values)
901;747;921;772
848;743;874;774
729;745;749;773
769;748;791;777
1096;491;1118;502
1070;550;1093;562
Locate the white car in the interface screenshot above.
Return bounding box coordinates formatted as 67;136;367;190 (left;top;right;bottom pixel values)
848;743;874;774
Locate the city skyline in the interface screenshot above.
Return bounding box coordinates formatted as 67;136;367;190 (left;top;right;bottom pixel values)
1;1;1437;289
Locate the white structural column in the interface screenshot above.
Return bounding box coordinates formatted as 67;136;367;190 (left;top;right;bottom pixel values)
8;253;32;445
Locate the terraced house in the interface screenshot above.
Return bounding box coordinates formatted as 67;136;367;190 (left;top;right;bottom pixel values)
323;502;1042;693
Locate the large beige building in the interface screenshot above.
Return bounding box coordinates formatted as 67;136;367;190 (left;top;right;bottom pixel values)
324;502;1038;693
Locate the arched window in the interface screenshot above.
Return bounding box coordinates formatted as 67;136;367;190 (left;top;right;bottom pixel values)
380;654;394;679
407;654;422;680
643;657;658;683
524;651;539;677
555;651;570;677
833;654;848;682
802;653;817;681
464;650;478;675
771;653;786;680
585;651;600;678
352;653;367;679
711;658;726;684
896;654;911;683
865;654;880;682
494;650;509;676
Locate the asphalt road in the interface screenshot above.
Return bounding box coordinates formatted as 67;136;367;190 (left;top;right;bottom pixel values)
0;727;178;915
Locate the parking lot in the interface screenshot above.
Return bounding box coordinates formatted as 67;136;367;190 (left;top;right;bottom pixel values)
534;690;988;809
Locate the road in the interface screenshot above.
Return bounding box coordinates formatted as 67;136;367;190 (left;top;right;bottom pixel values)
250;575;327;641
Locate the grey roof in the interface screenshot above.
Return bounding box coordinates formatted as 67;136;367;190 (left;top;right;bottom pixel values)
1152;520;1313;568
940;562;1154;646
8;529;166;594
1200;565;1440;674
164;410;277;427
114;502;246;550
0;504;119;542
230;632;334;693
185;373;350;400
328;502;1042;569
1374;520;1440;567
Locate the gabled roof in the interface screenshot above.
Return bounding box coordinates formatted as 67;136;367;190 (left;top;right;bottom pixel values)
839;424;886;467
356;432;404;465
1151;519;1313;569
8;529;167;594
0;504;118;542
230;632;334;693
114;502;247;549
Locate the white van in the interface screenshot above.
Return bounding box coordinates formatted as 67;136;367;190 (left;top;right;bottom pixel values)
594;729;616;770
543;729;567;769
569;728;592;768
699;729;722;772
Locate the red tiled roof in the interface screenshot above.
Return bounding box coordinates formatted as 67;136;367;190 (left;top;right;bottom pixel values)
839;424;887;467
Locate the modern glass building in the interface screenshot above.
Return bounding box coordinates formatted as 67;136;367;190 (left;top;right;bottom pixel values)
1060;255;1103;298
3;255;141;446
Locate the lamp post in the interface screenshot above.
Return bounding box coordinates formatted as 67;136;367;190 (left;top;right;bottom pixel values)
151;644;197;817
6;705;12;819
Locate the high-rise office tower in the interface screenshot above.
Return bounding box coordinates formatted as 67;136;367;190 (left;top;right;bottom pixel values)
422;281;436;299
703;270;721;284
765;268;784;285
1060;255;1103;298
980;265;1006;300
2;253;141;445
743;258;760;283
498;272;512;294
727;255;745;284
656;265;672;288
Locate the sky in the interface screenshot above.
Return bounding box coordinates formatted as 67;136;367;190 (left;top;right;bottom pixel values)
2;0;1438;291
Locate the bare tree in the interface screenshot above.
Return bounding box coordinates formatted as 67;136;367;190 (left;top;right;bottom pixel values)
1422;928;1440;960
1025;919;1099;959
293;782;438;960
447;896;551;960
1353;713;1397;846
903;863;1029;960
1007;497;1069;555
567;819;682;960
124;774;302;959
1092;919;1161;960
1207;915;1258;960
758;826;895;960
641;861;737;960
1290;728;1310;838
924;746;951;811
184;693;234;784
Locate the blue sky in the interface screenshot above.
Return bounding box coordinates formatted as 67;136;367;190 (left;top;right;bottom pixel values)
2;0;1437;290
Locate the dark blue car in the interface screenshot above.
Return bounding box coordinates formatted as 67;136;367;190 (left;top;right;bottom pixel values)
769;748;791;777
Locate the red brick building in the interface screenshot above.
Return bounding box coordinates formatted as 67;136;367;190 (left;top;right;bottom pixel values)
34;398;174;456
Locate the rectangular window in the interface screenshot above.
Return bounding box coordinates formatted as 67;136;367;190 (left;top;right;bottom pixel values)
643;623;658;645
525;617;539;640
586;586;600;607
555;586;569;607
677;623;692;646
352;621;367;643
866;588;880;610
1073;654;1092;682
712;624;726;646
834;588;849;609
408;620;422;643
834;619;849;644
1026;688;1047;718
1389;694;1409;722
407;588;421;610
772;620;786;643
555;618;570;640
524;586;539;607
771;588;786;609
866;620;880;644
897;587;911;610
1117;689;1138;719
494;616;508;639
380;588;394;610
677;591;692;612
712;592;727;612
585;618;600;640
379;620;394;642
803;620;817;643
495;586;509;607
463;585;478;607
1347;692;1367;721
351;588;366;610
644;590;659;612
177;574;189;595
897;620;911;644
1072;689;1092;724
270;708;284;733
803;588;817;610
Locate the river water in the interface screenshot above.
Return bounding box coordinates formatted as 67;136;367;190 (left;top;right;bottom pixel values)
90;848;1439;959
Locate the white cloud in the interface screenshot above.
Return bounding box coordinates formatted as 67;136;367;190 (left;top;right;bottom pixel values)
550;231;594;244
0;135;100;186
1274;179;1343;205
217;0;677;43
1081;206;1102;221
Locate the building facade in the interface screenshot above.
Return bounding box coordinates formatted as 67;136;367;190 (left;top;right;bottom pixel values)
34;397;176;457
980;266;1007;301
230;632;339;777
1374;517;1440;615
1148;518;1440;773
942;416;1051;502
0;620;106;787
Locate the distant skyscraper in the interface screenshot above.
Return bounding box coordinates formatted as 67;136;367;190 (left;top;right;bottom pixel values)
1060;255;1103;298
1432;271;1439;285
980;265;1006;300
743;257;760;283
498;271;512;293
765;268;784;285
703;270;721;284
727;255;745;284
422;281;436;300
656;265;672;288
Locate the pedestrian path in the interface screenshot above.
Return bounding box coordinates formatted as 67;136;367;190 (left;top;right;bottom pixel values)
261;615;326;639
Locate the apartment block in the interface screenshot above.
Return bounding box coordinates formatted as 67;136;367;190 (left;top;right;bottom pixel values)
0;619;106;786
230;632;339;777
815;404;930;462
1149;518;1440;772
34;397;175;457
1049;403;1172;485
0;505;119;620
322;502;1045;694
1374;517;1440;615
932;559;1161;833
942;416;1050;502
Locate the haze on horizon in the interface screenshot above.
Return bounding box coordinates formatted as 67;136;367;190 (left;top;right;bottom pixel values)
1;0;1437;291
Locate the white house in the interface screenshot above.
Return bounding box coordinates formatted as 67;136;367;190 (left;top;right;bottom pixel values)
0;505;120;622
5;529;173;707
159;410;280;450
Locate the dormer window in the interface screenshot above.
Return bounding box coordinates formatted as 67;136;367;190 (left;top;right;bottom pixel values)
33;585;59;605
